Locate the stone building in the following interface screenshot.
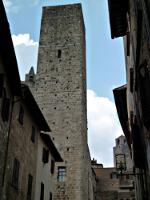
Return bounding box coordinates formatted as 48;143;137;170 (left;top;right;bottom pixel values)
26;3;95;200
35;131;63;200
0;0;21;197
2;84;51;200
92;135;135;200
108;0;150;199
113;135;133;171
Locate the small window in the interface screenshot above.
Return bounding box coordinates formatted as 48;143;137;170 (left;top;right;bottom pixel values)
117;139;120;145
51;159;55;174
49;192;52;200
110;172;118;179
12;158;20;189
42;148;49;163
130;68;134;93
126;174;129;179
126;32;130;56
18;106;24;125
40;183;44;200
58;50;61;58
0;73;4;97
31;126;35;143
27;174;33;200
58;167;66;182
1;98;10;122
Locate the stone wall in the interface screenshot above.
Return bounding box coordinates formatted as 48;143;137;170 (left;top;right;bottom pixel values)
2;98;39;200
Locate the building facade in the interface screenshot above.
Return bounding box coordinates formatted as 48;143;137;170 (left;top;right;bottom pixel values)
92;135;135;200
35;132;63;200
108;0;150;199
3;84;51;200
26;4;94;200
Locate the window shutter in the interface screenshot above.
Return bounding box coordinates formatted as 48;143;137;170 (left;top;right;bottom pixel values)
1;98;10;122
27;174;33;200
51;159;55;174
12;158;20;189
50;192;53;200
31;126;35;143
42;148;49;163
18;106;24;125
130;68;134;93
40;183;44;200
139;61;150;130
126;32;130;56
132;119;145;169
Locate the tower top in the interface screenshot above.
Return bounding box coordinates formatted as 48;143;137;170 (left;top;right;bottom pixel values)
29;66;35;75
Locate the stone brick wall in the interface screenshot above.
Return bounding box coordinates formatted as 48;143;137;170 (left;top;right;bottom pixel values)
2;99;39;200
26;3;94;200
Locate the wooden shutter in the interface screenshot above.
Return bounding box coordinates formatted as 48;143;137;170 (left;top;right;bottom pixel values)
12;158;20;189
50;192;53;200
31;126;35;143
139;61;150;130
27;174;33;200
42;148;49;163
130;68;134;93
51;159;55;174
132;120;145;169
18;106;24;125
40;183;44;200
1;98;10;121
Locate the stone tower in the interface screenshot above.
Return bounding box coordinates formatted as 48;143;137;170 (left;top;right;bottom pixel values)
113;135;133;171
26;4;92;200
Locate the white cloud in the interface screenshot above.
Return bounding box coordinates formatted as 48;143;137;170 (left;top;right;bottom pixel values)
87;89;123;167
3;0;39;13
12;34;38;46
12;34;38;80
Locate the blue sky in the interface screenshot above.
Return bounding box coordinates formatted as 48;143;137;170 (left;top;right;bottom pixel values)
3;0;126;166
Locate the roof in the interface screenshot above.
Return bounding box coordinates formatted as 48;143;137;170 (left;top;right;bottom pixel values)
21;84;50;132
0;0;21;95
108;0;128;39
40;132;63;162
113;85;131;147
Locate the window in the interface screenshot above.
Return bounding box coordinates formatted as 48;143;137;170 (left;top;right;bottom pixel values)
130;68;134;93
110;172;118;179
51;159;55;174
18;106;24;125
0;73;4;97
49;192;52;200
42;148;49;163
12;158;20;189
40;182;44;200
58;50;61;58
58;167;66;182
27;174;33;200
31;126;35;143
1;98;10;122
138;60;150;130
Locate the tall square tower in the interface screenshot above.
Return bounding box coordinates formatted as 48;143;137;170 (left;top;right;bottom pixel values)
30;4;90;199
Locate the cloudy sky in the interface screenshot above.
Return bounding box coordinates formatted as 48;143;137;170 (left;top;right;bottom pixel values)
3;0;126;166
